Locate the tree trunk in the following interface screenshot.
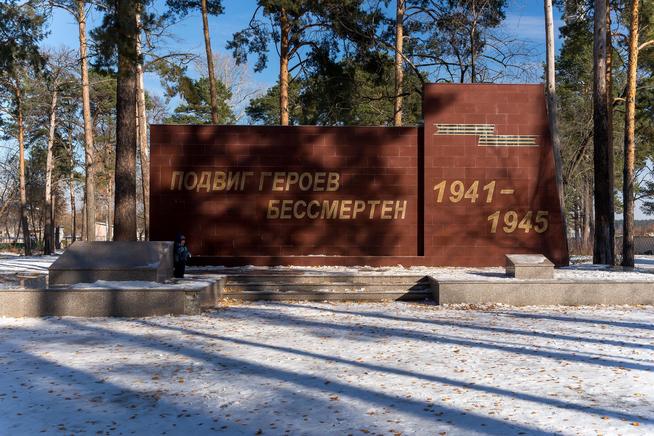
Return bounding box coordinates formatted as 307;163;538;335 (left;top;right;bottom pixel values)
393;0;404;126
14;220;21;244
544;0;569;258
28;203;38;248
68;167;77;242
573;198;580;248
470;30;476;83
622;0;640;268
52;190;57;249
470;2;477;83
44;88;58;255
15;85;31;255
136;10;149;240
108;176;114;241
114;0;138;241
200;0;220;124
82;192;86;240
606;2;615;249
105;202;110;241
77;0;96;242
279;8;290;126
592;0;614;265
68;136;77;243
582;179;593;253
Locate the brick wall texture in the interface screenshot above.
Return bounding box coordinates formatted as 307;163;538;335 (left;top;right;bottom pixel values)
150;83;569;266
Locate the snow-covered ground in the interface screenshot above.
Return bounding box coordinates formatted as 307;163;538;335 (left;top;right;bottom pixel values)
0;254;58;274
1;302;652;435
69;278;218;290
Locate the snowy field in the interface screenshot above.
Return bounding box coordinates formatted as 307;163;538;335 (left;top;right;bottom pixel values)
0;253;58;274
1;302;653;435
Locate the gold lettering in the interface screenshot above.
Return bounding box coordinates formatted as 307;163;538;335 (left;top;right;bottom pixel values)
339;200;353;219
433;180;446;203
280;199;293;219
293;200;306;219
368;200;381;219
272;172;285;191
352;200;366;218
534;211;549;233
259;172;272;191
488;211;500;233
321;200;339;219
183;172;198;190
483;180;496;203
394;200;407;219
449;180;465;203
266;200;280;219
285;172;299;191
226;172;240;191
326;172;340;191
381;200;394;219
170;171;183;190
298;172;313;191
212;171;226;190
265;198;410;220
196;171;211;191
312;172;326;191
307;200;320;219
503;211;519;233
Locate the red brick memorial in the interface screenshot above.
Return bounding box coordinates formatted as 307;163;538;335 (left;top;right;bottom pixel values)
150;83;569;266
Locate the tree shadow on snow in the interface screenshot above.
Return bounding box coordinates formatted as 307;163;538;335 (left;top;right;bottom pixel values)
42;318;557;434
129;314;654;425
268;302;654;352
493;311;654;332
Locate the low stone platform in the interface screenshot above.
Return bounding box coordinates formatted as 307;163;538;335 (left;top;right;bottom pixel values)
0;275;224;317
49;241;174;286
505;254;554;279
5;263;654;316
433;279;654;306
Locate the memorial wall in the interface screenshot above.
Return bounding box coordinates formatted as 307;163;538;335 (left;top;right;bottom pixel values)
150;83;569;266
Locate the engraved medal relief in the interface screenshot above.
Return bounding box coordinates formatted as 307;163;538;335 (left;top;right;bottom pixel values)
434;123;539;147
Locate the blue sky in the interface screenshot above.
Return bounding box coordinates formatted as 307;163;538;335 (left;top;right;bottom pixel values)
42;0;563;99
36;2;653;219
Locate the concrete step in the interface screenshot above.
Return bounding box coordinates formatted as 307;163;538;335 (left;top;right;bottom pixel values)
224;290;432;302
224;282;431;292
219;273;433;301
223;274;429;285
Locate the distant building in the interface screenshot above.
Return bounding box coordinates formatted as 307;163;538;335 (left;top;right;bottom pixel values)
95;222;113;241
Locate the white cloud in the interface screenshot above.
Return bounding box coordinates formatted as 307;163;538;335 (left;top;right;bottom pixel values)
501;14;563;42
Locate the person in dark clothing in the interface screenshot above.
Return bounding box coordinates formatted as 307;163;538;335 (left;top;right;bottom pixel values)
173;234;191;278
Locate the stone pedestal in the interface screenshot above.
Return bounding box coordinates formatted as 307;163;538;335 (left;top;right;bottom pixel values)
505;254;554;279
49;241;174;286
